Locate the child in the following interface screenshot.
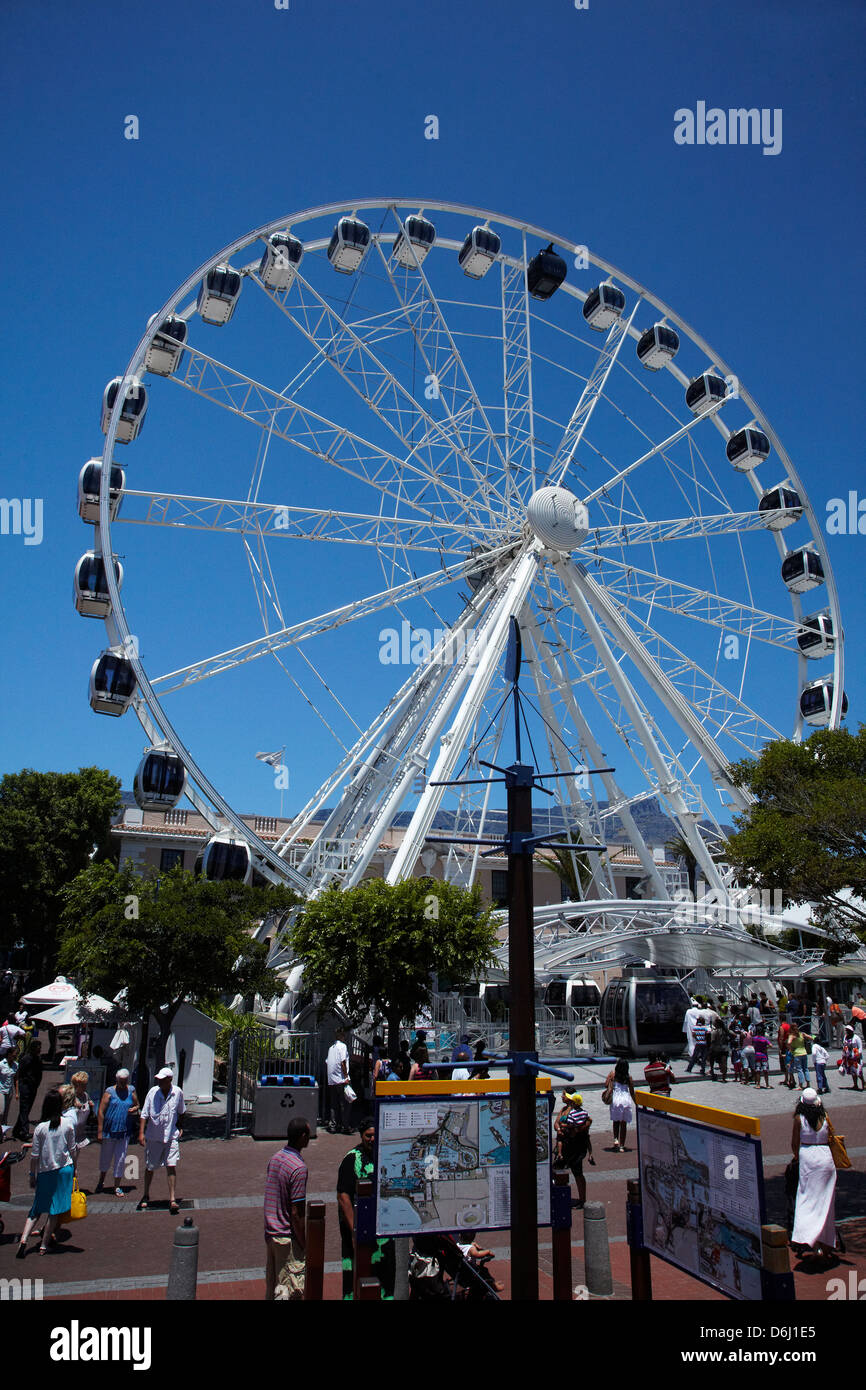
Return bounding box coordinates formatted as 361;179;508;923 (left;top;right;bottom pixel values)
555;1090;594;1207
750;1027;771;1088
730;1025;743;1083
811;1039;830;1095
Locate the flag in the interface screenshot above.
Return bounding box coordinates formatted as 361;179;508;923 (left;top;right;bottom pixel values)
256;748;285;768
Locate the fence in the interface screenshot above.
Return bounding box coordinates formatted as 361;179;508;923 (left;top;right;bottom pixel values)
225;1028;319;1137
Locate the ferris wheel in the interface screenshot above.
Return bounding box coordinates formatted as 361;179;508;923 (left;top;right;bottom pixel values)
75;198;847;944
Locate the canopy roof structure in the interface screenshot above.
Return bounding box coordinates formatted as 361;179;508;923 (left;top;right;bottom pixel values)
526;924;801;975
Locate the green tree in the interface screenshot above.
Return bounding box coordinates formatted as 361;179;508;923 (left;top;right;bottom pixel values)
57;862;289;1068
665;831;698;897
536;845;596;901
725;726;866;940
0;767;122;968
288;878;498;1052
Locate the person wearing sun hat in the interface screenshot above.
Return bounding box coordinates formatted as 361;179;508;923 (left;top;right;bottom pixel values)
790;1087;844;1261
554;1090;594;1208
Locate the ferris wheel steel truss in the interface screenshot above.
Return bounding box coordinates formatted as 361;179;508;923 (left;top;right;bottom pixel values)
92;199;846;959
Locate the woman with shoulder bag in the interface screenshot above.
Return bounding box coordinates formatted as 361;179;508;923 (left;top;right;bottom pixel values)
604;1060;636;1153
790;1089;845;1262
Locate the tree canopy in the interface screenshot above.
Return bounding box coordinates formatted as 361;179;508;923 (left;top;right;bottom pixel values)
57;861;293;1065
725;726;866;939
288;877;498;1049
0;767;122;965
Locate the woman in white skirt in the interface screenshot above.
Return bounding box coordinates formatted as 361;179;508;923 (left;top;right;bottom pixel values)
790;1088;842;1261
603;1059;637;1152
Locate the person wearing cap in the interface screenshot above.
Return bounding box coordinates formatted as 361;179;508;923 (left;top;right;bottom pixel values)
790;1088;844;1262
554;1090;593;1208
96;1070;140;1197
137;1066;185;1212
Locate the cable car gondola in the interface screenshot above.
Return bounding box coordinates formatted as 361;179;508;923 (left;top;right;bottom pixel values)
685;372;727;416
800;680;848;728
544;977;601;1011
600;970;691;1058
89;650;137;716
725;426;770;472
101;377;147;443
133;748;186;810
392;215;436;268
582;283;626;330
458;226;501;279
526;244;567;301
758;483;803;530
327;218;371;274
74;552;123;618
258;233;304;290
781;546;824;594
197;264;242;325
78;460;124;524
144;315;187;377
194;834;253;883
797;612;836;659
636;323;679;370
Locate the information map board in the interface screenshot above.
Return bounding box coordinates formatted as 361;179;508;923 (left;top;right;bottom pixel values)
374;1093;551;1237
637;1101;766;1301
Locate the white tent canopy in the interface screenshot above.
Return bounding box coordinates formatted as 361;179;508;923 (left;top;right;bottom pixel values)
31;994;116;1027
535;926;800;975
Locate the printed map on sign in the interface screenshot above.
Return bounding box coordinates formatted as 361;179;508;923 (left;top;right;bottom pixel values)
638;1108;764;1301
375;1095;551;1235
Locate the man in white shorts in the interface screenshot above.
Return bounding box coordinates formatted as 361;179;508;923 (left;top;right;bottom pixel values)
137;1066;185;1212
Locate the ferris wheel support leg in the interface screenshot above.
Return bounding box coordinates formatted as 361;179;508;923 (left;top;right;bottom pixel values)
556;559;727;897
385;547;541;884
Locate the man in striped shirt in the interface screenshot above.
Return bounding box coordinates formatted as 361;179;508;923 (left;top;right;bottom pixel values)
264;1117;310;1301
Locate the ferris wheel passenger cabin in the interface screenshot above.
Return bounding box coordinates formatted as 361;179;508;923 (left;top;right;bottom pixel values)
781;546;825;594
259;233;304;290
685;372;727;416
392;216;436;268
800;680;848;727
196;265;242;325
582;283;626;330
327;218;371;274
74;552;123;618
134;749;186;810
195;834;253;884
89;651;137;716
636;323;679;369
758;484;803;530
725;426;770;471
78;460;124;524
101;377;147;443
796;612;836;659
526;244;567;301
458;226;501;279
144;315;188;377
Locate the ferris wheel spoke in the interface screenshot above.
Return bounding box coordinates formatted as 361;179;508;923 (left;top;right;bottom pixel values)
386;547;542;881
525;590;668;898
577;551;805;648
150;547;514;696
116;490;482;555
581;395;731;507
582;508;782;550
547;302;641;489
251;267;510;525
558;559;753;812
167;340;486;523
500;250;539;496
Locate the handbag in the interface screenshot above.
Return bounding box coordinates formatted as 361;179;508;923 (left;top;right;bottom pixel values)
826;1118;852;1170
61;1175;88;1222
601;1076;614;1105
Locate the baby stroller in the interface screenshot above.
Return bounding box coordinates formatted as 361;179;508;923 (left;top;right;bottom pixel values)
409;1233;501;1301
0;1146;28;1235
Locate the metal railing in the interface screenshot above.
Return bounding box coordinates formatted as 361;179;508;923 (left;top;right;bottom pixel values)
226;1028;319;1136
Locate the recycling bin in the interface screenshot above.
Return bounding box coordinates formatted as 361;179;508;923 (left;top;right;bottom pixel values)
252;1080;319;1139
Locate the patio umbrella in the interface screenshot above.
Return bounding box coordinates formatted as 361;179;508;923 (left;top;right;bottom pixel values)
19;976;78;1007
30;993;116;1027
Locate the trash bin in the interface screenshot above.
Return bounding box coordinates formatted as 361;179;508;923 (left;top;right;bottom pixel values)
252;1080;319;1139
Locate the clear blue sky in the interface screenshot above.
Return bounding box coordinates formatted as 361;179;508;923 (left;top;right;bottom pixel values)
1;0;863;821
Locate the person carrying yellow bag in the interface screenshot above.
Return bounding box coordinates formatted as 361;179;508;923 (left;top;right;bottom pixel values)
16;1090;79;1257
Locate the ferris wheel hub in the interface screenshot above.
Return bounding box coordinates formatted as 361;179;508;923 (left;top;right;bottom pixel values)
526;485;590;551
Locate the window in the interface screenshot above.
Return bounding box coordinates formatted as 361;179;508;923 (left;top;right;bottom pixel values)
490;869;508;907
160;848;184;871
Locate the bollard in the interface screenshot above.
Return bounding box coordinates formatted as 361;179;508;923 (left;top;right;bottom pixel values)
760;1223;796;1302
303;1201;325;1301
393;1236;410;1301
166;1217;199;1300
582;1201;613;1297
